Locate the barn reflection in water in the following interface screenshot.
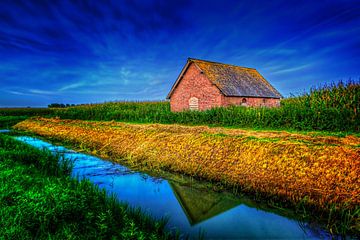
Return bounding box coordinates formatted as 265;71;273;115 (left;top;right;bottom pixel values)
169;182;240;225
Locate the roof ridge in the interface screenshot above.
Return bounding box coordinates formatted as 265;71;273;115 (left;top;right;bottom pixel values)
188;57;257;70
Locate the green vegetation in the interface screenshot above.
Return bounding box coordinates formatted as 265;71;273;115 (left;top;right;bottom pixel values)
0;108;53;128
53;81;359;132
1;81;358;132
0;108;53;116
48;103;76;108
0;134;172;239
0;116;28;128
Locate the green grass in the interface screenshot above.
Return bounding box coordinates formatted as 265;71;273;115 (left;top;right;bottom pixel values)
53;80;359;132
0;108;53;129
0;134;172;239
0;116;29;128
0;108;53;116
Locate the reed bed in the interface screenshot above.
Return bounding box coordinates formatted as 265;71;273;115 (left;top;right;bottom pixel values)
0;133;172;239
14;117;360;235
53;80;360;132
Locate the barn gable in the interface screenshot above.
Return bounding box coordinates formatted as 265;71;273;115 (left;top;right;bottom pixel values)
169;61;223;111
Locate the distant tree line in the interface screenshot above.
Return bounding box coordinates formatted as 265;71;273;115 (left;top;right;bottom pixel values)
48;103;76;108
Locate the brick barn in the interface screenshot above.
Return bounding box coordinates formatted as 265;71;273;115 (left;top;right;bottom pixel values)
167;58;282;112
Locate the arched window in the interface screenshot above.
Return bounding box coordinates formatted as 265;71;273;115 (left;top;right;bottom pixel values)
189;97;199;110
241;98;247;106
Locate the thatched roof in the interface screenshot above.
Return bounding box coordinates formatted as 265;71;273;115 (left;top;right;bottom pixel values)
167;58;282;99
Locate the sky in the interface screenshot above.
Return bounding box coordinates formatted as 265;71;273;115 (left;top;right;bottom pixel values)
0;0;359;107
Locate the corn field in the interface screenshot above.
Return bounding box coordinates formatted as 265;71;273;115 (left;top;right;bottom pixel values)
53;80;360;132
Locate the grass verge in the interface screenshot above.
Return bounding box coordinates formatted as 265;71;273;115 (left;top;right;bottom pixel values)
0;133;172;239
14;117;360;236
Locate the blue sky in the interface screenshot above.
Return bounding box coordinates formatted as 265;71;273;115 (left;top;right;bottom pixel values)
0;0;359;107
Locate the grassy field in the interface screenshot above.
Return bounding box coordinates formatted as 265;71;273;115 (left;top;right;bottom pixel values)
0;133;172;239
14;117;360;236
0;116;28;128
0;108;53;116
52;81;360;132
0;108;53;128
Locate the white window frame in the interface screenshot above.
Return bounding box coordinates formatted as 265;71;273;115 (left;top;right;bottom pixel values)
189;97;199;110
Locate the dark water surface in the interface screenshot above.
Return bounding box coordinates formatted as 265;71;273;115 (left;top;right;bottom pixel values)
15;136;332;239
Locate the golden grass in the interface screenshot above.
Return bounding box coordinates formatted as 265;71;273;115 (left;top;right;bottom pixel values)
15;118;360;212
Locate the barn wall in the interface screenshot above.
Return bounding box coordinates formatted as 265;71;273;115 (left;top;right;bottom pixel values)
170;63;223;112
224;96;280;107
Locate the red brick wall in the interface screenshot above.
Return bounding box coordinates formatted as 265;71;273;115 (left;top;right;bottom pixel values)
170;63;223;112
224;96;280;108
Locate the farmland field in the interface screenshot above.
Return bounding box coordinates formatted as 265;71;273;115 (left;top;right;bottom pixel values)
1;81;359;133
52;81;360;132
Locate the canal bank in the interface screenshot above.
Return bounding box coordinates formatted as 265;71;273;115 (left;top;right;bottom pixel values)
15;135;333;239
14;117;360;236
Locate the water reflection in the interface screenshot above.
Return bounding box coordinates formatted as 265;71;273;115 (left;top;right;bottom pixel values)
170;182;240;225
15;136;333;239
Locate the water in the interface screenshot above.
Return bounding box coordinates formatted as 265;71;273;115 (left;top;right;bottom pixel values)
15;136;331;239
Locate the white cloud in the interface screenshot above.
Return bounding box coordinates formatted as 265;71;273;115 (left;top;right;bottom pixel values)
269;64;312;75
29;89;56;95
